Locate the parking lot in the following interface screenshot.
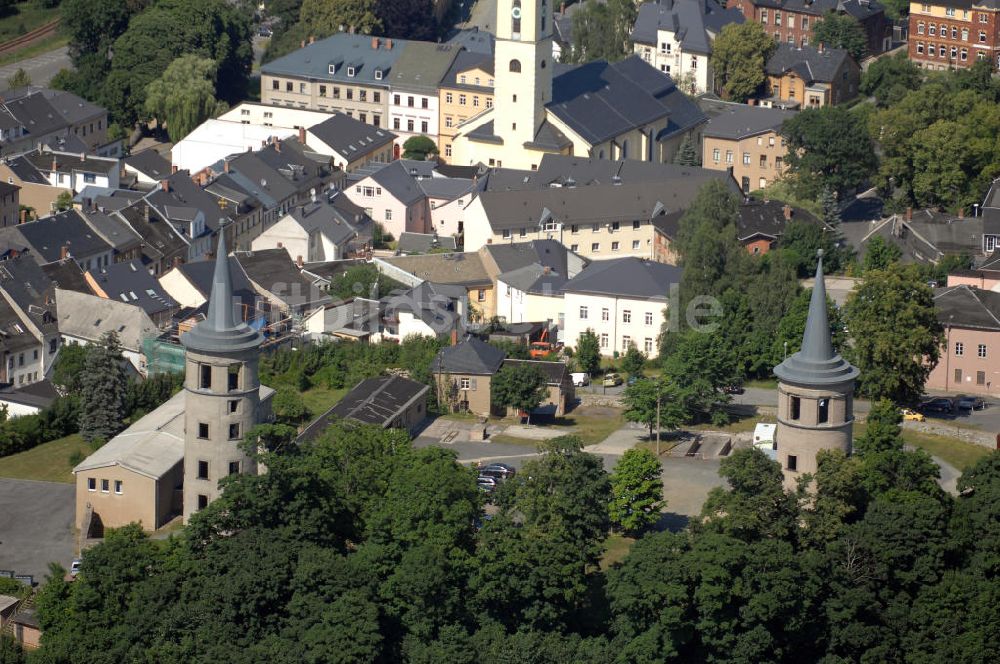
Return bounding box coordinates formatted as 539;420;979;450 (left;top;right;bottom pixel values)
0;479;75;583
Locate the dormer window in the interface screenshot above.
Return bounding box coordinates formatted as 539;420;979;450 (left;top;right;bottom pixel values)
347;66;356;77
374;68;383;80
328;64;336;75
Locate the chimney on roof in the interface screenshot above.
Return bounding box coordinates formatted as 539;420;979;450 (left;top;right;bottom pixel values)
543;265;551;275
171;164;178;174
450;328;458;346
60;245;68;260
274;140;281;153
298;125;306;144
300;40;306;48
560;2;565;14
296;254;304;268
160;179;169;192
905;206;913;221
80;152;85;162
372;37;380;49
51;157;57;171
386;38;393;49
783;204;793;221
18;208;26;224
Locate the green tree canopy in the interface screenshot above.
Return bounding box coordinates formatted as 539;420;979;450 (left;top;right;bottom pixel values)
78;331;128;443
844;263;943;404
861;52;922;107
672;134;700;166
574;328;601;376
402;135;439;161
145;54;224;143
781;105;878;199
710;22;775;102
862;234;902;272
619;342;646;377
490;363;549;422
621;378;688;438
609;447;664;535
299;0;381;37
812;12;869;62
567;0;636;63
6;68;30;89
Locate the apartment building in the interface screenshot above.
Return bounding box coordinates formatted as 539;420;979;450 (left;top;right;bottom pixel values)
261;33;405;128
702;103;794;193
908;0;1000;70
438;51;495;161
765;43;861;107
727;0;891;55
387;41;461;147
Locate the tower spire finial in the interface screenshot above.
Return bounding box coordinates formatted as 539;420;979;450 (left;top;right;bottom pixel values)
799;249;833;362
205;229;238;331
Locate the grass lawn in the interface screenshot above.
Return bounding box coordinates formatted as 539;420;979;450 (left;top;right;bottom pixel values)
300;386;347;418
900;429;990;471
0;433;87;484
490;406;626;448
743;378;777;390
601;534;636;570
0;33;66;67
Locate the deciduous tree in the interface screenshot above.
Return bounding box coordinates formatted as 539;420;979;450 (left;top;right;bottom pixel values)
145;55;224;143
781;106;877;199
711;22;775;102
490;363;549;422
812;12;868;62
609;447;664;534
402;135;438;161
574;328;601;376
300;0;381;37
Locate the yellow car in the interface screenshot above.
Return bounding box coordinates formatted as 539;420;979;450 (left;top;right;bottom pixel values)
900;408;925;422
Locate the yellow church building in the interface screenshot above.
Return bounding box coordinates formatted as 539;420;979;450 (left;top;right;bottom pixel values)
450;0;708;170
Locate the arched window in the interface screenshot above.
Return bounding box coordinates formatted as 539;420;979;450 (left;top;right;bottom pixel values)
512;0;522;36
509;59;522;72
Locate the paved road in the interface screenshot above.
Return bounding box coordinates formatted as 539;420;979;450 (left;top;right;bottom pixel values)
0;45;70;92
0;478;74;582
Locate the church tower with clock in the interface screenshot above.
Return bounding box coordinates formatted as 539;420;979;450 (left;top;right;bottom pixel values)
493;0;554;148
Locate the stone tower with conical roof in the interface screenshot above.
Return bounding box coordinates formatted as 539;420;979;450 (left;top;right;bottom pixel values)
181;232;265;522
773;250;859;491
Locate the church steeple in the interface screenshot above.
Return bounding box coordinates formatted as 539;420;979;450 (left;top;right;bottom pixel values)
181;231;262;354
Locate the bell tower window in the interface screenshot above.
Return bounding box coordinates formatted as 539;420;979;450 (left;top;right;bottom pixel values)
228;363;241;391
199;364;212;389
510;59;521;72
789;396;800;420
512;0;522;37
818;398;829;424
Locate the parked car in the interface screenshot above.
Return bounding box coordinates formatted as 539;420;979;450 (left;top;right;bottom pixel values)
570;372;590;387
920;397;954;415
722;384;745;395
477;476;498;493
481;462;516;479
70;559;82;577
603;373;623;387
956;396;987;411
900;408;925;422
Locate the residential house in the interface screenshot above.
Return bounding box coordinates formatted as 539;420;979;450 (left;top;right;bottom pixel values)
876;207;998;264
701;102;795;193
726;0;891;55
170;119;298;174
9;608;41;650
765;43;861;108
562;257;683;357
0;87;117;157
502;358;574;416
122;149;173;188
304;114;396;172
85;261;180;327
6;209;114;272
233;247;330;321
261;33;406;124
113;200;190;275
376;250;495;319
55;288;159;374
0;181;18;227
438;50;495;162
0;153;70;216
0;256;64;384
78;208;144;264
947;250;1000;290
345;160;433;237
301;296;382;342
251;199;360;262
908;0;1000;70
928;285;1000;396
23;150;120;194
0;296;47;387
382;280;469;341
631;0;745;94
158;256;263;327
300;374;430;440
433;337;506;415
0;379;59;417
388;41;461;146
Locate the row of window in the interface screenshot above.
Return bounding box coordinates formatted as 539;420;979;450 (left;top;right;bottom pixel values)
954;369;989;385
711;149;784;171
444;93;493;109
595;333;655;353
569;240;646;252
457;74;494;87
579;307;656;325
954;342;988;358
198;363;242;391
394;118;429;133
392;94;430;109
759;9;809;31
196;420;242;440
196;459;241;481
917;4;986;22
789;395;831;424
87;478;123;494
916;22;989;42
916;42;971;61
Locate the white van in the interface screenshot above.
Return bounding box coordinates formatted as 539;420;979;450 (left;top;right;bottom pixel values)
570;372;589;387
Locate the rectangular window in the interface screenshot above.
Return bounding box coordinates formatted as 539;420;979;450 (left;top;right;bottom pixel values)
228;364;240;391
591;242;600;251
955;368;963;383
787;455;797;471
725;150;733;164
818;398;829;424
633;220;641;230
460;377;471;390
570;224;579;234
477;289;486;302
610;222;620;232
446;92;453;103
385;209;392;221
622;336;631;351
114;480;123;495
101;479;109;493
623;310;632;323
579;306;588;319
229;400;239;414
712;148;720;162
600;333;609;348
611;241;620;251
743;152;751;165
198;460;209;480
229;461;240;475
88;477;96;491
645;312;654;325
790;396;800;420
632;240;640;250
979;344;987;358
644;338;654;353
955;341;964;356
602;308;609;321
197;495;208;510
229;423;240;440
977;371;986;385
198;423;209;439
200;364;212;389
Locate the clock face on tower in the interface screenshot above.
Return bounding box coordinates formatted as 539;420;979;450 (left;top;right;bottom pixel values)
511;6;522;19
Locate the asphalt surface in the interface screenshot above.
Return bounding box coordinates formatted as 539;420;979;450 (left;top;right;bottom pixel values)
0;45;70;92
0;478;74;583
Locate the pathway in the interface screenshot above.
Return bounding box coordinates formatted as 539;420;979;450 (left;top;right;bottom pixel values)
0;45;70;92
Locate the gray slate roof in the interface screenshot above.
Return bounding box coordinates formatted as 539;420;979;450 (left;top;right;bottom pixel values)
389;41;461;93
308;113;397;162
287;201;358;246
442;50;495;91
436;337;506;374
89;261;178;317
55;288;157;351
262;32;407;86
124;149;172;181
14;210;112;263
445;27;496;55
934;285;1000;331
310;374;428;431
745;0;885;18
703;104;796;140
503;359;569;385
631;0;744;54
766;43;853;84
774;254;859;386
563;257;682;299
397;232;458;254
549;56;706;145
